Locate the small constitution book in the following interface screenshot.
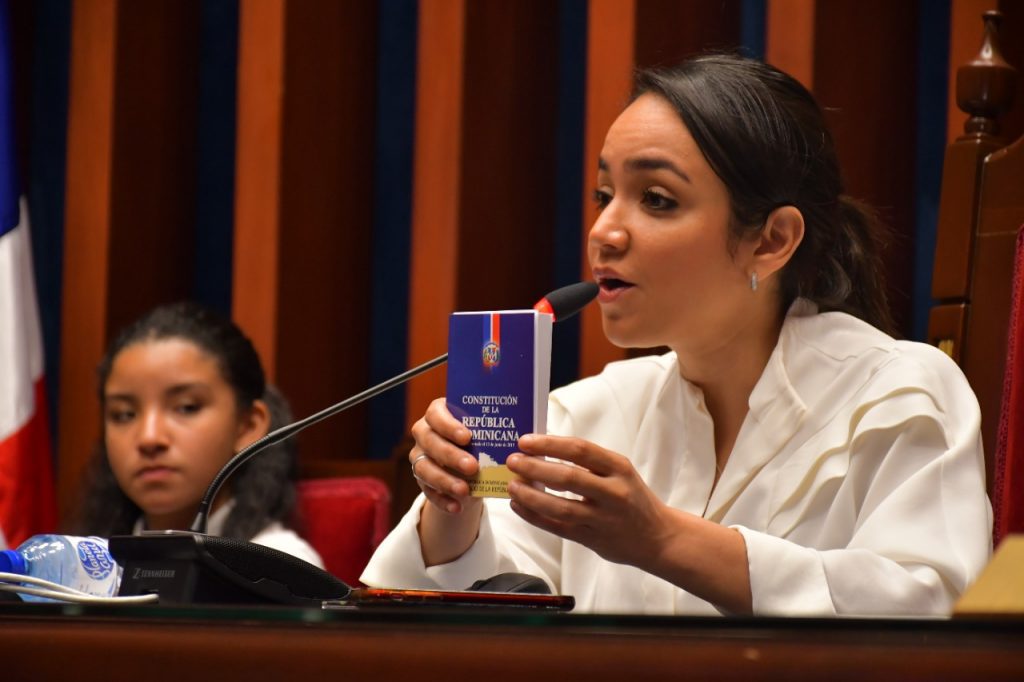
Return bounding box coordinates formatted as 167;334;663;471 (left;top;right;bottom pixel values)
446;309;552;498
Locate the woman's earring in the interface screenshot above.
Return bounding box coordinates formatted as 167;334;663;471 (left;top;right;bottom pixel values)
750;272;758;292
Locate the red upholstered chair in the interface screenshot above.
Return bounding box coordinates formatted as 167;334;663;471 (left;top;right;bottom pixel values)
296;476;391;586
993;226;1024;549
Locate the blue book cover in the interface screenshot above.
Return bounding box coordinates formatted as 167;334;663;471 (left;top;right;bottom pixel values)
446;310;552;497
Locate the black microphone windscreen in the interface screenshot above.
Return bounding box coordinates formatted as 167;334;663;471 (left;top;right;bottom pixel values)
542;282;599;321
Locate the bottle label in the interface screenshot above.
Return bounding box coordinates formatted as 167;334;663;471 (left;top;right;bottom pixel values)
76;539;115;581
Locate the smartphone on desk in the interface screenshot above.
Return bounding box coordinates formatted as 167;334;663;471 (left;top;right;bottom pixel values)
339;587;575;611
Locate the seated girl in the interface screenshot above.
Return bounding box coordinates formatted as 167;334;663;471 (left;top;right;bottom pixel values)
74;302;322;567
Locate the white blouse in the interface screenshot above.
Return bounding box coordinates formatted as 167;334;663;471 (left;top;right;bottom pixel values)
362;301;992;616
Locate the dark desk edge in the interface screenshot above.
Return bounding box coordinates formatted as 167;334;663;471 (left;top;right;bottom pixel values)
1;601;1022;637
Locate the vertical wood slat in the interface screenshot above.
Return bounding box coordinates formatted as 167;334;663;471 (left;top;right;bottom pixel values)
233;0;285;379
234;0;378;461
106;2;200;332
994;0;1024;144
739;1;922;335
405;0;465;430
457;1;559;314
275;1;377;461
765;0;815;89
58;1;201;522
579;0;635;380
405;1;563;429
58;0;118;521
813;0;919;333
634;0;742;68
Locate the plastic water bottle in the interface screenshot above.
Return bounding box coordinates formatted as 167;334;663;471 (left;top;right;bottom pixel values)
0;534;121;602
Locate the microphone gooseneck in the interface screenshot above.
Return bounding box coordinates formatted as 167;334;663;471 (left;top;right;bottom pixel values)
189;353;448;531
189;281;599;533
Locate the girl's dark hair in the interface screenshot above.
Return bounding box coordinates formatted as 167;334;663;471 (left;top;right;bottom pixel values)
634;54;895;335
73;302;298;540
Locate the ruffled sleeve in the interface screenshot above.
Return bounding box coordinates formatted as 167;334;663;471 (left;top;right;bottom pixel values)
737;343;991;616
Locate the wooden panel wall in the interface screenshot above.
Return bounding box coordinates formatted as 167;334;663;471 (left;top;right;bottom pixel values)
58;0;201;521
767;0;921;332
815;1;920;333
234;0;378;463
58;0;117;522
766;0;815;89
233;0;285;379
405;0;563;425
403;0;466;430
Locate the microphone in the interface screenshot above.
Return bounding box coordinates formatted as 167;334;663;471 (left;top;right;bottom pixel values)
531;280;599;321
110;281;598;606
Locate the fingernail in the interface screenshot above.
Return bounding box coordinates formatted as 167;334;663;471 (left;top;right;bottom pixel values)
460;456;475;471
507;454;520;468
519;434;535;448
507;480;520;496
447;502;459;514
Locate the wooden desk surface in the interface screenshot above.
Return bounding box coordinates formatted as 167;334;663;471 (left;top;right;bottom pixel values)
2;604;1022;681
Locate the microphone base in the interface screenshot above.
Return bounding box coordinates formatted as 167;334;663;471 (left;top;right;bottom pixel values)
110;531;351;607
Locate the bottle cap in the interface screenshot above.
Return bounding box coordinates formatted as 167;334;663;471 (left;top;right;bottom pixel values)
0;549;27;575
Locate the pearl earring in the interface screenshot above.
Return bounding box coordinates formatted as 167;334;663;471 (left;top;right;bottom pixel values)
750;272;758;292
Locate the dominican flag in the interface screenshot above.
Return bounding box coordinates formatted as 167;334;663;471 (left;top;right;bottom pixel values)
0;6;57;548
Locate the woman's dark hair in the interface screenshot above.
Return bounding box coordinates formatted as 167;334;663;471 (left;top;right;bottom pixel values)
634;53;895;335
73;302;299;540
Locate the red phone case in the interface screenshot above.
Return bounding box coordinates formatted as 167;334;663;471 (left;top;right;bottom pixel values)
347;587;574;610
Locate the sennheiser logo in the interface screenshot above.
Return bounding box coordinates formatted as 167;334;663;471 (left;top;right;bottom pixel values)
132;568;176;579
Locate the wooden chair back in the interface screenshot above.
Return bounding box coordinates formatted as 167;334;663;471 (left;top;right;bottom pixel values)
928;10;1023;493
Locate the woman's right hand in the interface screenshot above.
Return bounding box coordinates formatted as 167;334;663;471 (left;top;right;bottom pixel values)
410;398;485;566
409;398;482;516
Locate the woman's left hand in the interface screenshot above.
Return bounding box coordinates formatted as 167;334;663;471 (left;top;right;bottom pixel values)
506;433;675;569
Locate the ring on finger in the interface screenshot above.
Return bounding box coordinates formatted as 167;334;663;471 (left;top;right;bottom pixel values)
411;453;430;482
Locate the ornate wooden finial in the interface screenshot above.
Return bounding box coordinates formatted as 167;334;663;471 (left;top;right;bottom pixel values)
956;10;1017;137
